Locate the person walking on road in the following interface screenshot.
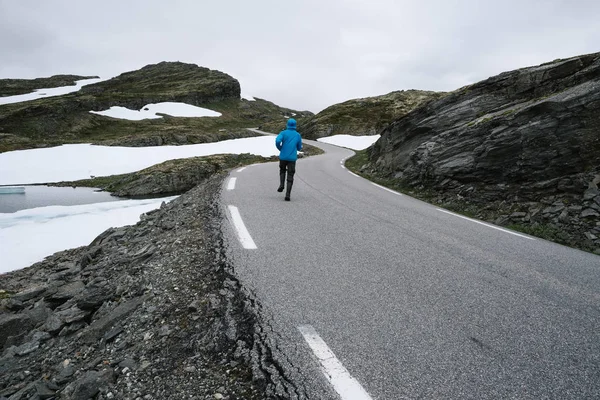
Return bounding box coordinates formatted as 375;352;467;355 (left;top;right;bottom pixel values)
276;118;303;201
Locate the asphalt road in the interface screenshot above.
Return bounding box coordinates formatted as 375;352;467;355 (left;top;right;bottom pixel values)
220;137;600;399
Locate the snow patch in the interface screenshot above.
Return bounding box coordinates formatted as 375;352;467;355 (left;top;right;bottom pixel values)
0;197;176;273
0;78;106;106
90;102;222;120
318;134;380;151
0;136;279;185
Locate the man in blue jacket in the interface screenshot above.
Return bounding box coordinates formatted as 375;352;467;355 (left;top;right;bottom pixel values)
276;118;303;201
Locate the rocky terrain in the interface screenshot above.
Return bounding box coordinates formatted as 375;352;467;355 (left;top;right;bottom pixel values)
0;63;312;152
0;75;99;97
359;52;600;253
298;90;444;140
49;145;325;198
0;174;305;400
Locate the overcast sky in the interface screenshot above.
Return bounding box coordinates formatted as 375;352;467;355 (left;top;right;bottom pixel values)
1;0;599;112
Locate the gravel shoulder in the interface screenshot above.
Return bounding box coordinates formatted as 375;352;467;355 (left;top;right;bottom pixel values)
0;173;299;399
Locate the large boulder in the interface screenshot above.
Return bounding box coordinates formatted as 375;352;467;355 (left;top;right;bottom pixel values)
369;52;600;201
0;313;34;349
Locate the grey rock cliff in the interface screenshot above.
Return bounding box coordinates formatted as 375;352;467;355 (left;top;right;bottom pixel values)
370;53;600;192
365;52;600;252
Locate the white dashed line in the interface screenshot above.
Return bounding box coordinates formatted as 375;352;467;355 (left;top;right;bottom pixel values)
236;167;246;173
437;208;535;240
226;177;237;190
298;325;373;400
227;205;257;249
371;182;402;196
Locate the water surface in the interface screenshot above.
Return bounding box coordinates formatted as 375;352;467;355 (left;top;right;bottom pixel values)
0;186;121;213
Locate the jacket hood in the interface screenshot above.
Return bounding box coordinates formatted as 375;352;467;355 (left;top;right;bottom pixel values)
286;118;297;130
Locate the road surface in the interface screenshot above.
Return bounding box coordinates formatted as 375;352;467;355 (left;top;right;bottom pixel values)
220;136;600;399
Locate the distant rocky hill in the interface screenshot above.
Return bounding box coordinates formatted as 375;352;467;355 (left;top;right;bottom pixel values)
0;75;99;97
0;62;311;152
298;90;444;140
361;52;600;253
78;62;239;110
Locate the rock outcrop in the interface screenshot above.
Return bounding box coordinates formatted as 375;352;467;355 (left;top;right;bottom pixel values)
79;62;240;110
365;52;600;253
301;90;444;140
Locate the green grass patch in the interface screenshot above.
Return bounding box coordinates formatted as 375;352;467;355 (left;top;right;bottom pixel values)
506;223;570;244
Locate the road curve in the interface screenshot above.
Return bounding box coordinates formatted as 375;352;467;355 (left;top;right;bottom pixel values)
220;136;600;399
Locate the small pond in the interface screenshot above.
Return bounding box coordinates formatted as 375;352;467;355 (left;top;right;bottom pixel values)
0;186;122;213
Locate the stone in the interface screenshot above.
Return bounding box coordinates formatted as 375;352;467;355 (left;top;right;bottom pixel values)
158;325;172;337
510;212;527;218
543;204;565;214
104;325;124;342
47;281;85;303
70;369;115;400
14;340;40;356
34;381;55;399
56;307;89;324
583;187;599;200
76;279;116;310
43;313;64;334
188;300;201;312
47;264;81;282
4;299;24;311
558;210;570;223
0;314;34;349
118;358;137;370
584;232;598;240
26;301;52;326
82;296;147;344
581;208;600;218
12;286;47;303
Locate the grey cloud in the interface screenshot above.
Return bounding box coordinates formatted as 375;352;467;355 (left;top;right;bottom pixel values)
0;0;599;111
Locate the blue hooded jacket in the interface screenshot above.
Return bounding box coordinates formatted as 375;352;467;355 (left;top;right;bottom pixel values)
276;119;303;161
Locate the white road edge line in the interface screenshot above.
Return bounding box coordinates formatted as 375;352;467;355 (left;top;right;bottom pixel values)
371;182;402;196
226;177;237;191
298;325;373;400
348;171;360;178
236;167;246;172
227;205;257;249
437;208;535;240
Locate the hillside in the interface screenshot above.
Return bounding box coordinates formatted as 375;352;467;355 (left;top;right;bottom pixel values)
356;52;600;253
297;90;444;140
0;75;99;97
0;62;312;152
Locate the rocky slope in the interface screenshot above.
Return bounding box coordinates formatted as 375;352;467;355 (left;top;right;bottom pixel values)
49;144;323;197
299;90;444;140
0;175;305;400
362;52;600;253
0;63;310;152
0;75;99;97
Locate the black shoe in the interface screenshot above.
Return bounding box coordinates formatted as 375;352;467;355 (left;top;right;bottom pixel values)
285;196;290;201
277;186;284;192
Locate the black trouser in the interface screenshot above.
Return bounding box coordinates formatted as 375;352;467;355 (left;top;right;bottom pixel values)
279;160;296;195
